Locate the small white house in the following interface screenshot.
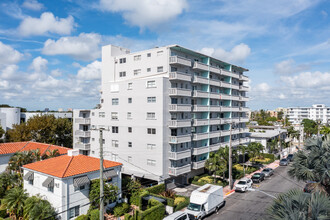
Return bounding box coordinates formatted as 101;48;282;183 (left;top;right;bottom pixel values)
249;128;289;153
22;150;122;220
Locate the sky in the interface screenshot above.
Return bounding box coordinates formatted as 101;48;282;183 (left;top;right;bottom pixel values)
1;0;330;111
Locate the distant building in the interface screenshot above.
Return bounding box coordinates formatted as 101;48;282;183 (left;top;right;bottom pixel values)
287;104;330;124
21;111;72;123
0;107;20;131
267;110;278;118
23;150;122;220
0;141;70;173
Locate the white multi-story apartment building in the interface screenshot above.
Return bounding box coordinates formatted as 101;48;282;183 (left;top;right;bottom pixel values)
288;104;330;124
73;44;250;184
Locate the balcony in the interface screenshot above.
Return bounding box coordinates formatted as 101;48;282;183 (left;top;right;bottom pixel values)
192;145;209;155
231;106;240;112
239;137;250;144
169;72;192;82
209;118;221;125
192;160;206;169
231;72;240;79
193;61;209;71
193;90;209;98
209;79;221;87
231;117;240;123
209;105;220;112
169;134;191;144
239;74;249;81
231;84;240;90
231;95;240;101
75;118;91;124
75;130;91;137
193;132;209;141
193;118;209;126
220;93;231;100
232;129;240;135
209;130;221;138
169;56;192;67
169;88;191;97
209;143;220;152
193;76;209;84
239;107;249;112
239;96;249;102
239;128;249;133
220;141;230;147
75;143;91;150
169;164;191;176
231;139;240;146
220;106;232;112
240;117;249;123
209;92;221;99
221;69;233;77
169;149;191;160
193;105;209;112
209;66;221;74
239;85;249;92
169;104;191;112
221;130;230;136
169;119;191;128
220;81;231;89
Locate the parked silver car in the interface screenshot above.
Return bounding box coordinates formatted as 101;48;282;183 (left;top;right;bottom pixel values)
280;158;288;166
261;168;274;177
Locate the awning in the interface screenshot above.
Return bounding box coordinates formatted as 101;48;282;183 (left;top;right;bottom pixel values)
24;171;34;181
104;170;117;179
42;177;54;188
73;175;90;188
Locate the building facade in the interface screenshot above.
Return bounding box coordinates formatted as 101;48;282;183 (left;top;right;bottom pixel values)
23;150;122;220
73;44;250;184
288;104;330;124
0;107;21;131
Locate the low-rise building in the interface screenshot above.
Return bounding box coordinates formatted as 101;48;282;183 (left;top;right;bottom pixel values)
23;150;122;220
0;142;70;173
287;104;330;125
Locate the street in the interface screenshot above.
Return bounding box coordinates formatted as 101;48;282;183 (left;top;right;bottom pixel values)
206;165;305;220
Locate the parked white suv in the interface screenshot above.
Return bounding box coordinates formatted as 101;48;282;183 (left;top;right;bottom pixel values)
234;178;253;192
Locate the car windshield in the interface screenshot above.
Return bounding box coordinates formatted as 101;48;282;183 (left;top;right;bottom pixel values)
281;159;287;162
237;181;247;185
253;174;260;177
187;203;201;211
263;169;270;172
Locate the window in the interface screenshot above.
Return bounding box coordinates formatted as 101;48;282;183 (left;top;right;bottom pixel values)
119;58;126;63
147;112;156;119
147;128;156;134
128;98;132;103
111;112;118;120
99;112;105;118
92;112;95;116
134;55;141;61
48;186;54;192
29;179;33;185
128;142;132;147
128;127;132;133
147;68;151;72
134;69;141;75
112;126;119;133
147;80;156;88
112;140;118;148
147;144;156;150
147;53;151;57
92;138;95;141
147;96;156;103
119;71;126;77
157;51;163;56
112;154;118;161
147;159;156;166
128;156;132;163
102;139;105;144
157;66;163;72
69;206;80;219
128;83;132;90
127;112;132;119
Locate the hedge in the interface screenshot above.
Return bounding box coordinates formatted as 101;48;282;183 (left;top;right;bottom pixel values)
145;184;165;194
75;215;88;220
114;202;130;217
124;213;133;220
174;196;190;212
89;209;100;220
149;193;174;207
139;190;149;210
134;199;165;220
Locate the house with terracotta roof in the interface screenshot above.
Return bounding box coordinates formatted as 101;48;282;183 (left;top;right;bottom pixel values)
0;141;70;172
22;149;122;220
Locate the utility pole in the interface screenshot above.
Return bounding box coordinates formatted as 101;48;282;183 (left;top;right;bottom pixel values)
99;128;104;220
229;122;233;190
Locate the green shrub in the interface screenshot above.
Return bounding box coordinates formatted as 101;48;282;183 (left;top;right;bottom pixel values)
145;184;165;194
75;215;88;220
174;197;186;206
149;193;174;207
124;213;133;220
174;197;190;212
114;203;130;217
89;209;100;220
193;175;200;181
130;191;140;206
141;199;165;220
139;190;149;210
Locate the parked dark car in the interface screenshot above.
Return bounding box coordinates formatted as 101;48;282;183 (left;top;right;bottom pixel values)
280;158;288;166
303;181;317;193
261;168;274;177
251;173;265;183
287;154;294;162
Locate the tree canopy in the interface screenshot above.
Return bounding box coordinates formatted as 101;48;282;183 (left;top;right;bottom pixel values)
302;119;318;137
6;115;72;147
89;179;119;210
0;125;5;139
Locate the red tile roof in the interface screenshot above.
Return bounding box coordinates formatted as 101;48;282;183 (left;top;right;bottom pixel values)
23;155;122;178
0;141;70;155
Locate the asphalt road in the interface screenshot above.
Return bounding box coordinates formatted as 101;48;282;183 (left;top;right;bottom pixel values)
206;165;305;220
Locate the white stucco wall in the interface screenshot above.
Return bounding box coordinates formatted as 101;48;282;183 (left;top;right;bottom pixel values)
0;108;20;130
0;154;13;173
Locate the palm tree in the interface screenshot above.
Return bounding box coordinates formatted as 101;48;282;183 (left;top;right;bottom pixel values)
267;189;330;219
288;135;330;195
24;195;57;220
0;172;22;198
320;126;330;135
205;152;221;183
237;145;248;175
216;147;230;180
267;139;278;154
247;142;263;162
7;150;42;173
43;149;60;160
2;187;28;219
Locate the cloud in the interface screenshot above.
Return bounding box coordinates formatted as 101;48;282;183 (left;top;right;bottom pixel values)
0;65;19;80
29;56;48;73
77;61;102;80
278;93;286;99
274;59;308;75
18;12;75;36
22;0;44;11
99;0;188;29
200;43;251;64
0;42;23;67
50;69;62;77
254;82;271;93
281;71;330;88
42;33;101;61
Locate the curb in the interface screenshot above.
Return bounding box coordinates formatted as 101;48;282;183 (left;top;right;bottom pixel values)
224;189;235;198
